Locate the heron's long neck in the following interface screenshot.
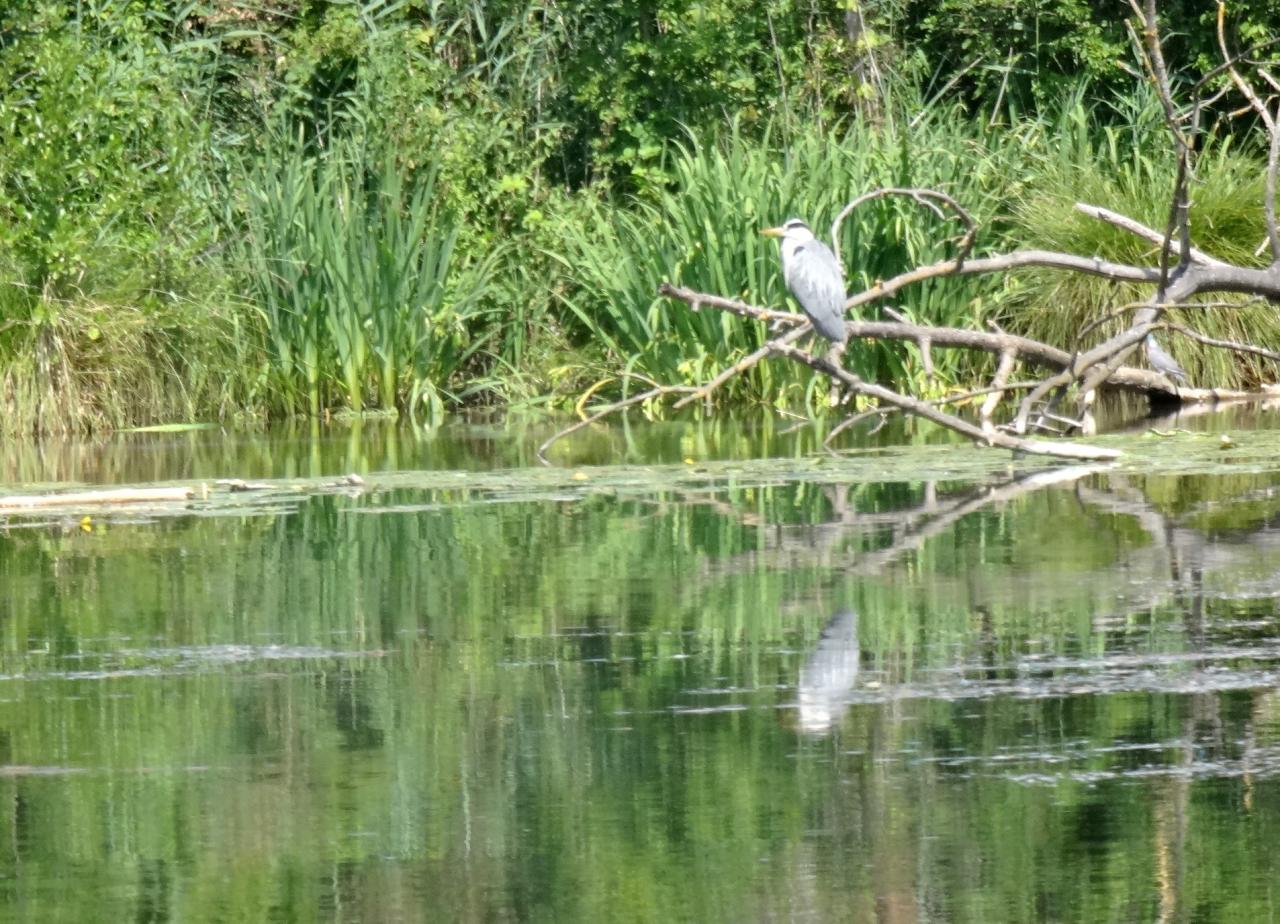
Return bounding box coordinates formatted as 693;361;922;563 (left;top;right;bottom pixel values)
782;236;814;262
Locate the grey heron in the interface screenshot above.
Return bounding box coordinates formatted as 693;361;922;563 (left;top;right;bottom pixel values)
1144;333;1188;387
761;219;848;345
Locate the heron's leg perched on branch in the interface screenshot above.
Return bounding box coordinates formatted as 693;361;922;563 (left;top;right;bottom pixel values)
825;340;849;405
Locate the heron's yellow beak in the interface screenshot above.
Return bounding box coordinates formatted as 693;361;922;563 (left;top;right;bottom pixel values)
760;226;784;238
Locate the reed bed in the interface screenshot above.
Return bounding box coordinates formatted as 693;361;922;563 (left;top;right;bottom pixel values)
233;134;498;422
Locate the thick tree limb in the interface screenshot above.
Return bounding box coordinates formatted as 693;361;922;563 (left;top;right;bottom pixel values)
658;283;1179;393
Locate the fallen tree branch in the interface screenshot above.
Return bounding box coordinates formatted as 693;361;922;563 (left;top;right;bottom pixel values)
822;375;1044;450
1167;324;1280;362
768;342;1121;460
658;283;1179;394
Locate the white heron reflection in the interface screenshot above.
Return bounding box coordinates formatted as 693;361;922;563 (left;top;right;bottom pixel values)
797;609;860;734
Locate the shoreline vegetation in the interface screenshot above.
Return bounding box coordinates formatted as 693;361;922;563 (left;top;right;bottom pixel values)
4;1;1280;437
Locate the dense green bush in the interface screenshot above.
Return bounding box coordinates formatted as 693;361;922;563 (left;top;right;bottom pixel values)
897;1;1280;114
0;1;215;294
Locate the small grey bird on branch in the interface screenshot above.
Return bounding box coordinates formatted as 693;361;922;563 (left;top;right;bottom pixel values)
1144;333;1189;387
761;219;849;348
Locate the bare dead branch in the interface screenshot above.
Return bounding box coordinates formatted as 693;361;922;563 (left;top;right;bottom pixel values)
1256;66;1280;95
1167;324;1280;363
981;350;1018;433
1128;1;1187;148
1218;2;1277;133
1075;203;1228;267
844;250;1162;312
823;406;888;448
1072;298;1245;347
769;342;1121;460
919;336;934;381
658;282;1187;394
830;188;978;268
659;289;807;328
671;327;809;410
823;377;1046;451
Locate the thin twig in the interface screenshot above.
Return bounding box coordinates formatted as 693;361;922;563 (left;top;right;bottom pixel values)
1166;324;1280;362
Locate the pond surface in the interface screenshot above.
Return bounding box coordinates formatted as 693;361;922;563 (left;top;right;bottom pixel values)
2;417;1280;922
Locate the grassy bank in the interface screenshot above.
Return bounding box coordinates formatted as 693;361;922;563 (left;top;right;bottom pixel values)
1;2;1275;436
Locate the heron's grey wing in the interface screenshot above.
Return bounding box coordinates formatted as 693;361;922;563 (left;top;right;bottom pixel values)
785;240;847;342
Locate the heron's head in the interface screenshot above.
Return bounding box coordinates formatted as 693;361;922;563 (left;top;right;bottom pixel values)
760;218;815;242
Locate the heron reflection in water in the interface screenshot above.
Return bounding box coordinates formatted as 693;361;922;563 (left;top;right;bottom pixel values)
796;609;861;735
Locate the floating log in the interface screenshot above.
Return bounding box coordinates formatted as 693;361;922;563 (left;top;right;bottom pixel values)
0;487;195;511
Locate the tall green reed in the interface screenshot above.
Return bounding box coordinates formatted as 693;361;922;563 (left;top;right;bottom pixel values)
234;133;496;420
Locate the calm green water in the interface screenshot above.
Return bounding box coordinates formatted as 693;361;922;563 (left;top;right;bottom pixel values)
2;420;1280;922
